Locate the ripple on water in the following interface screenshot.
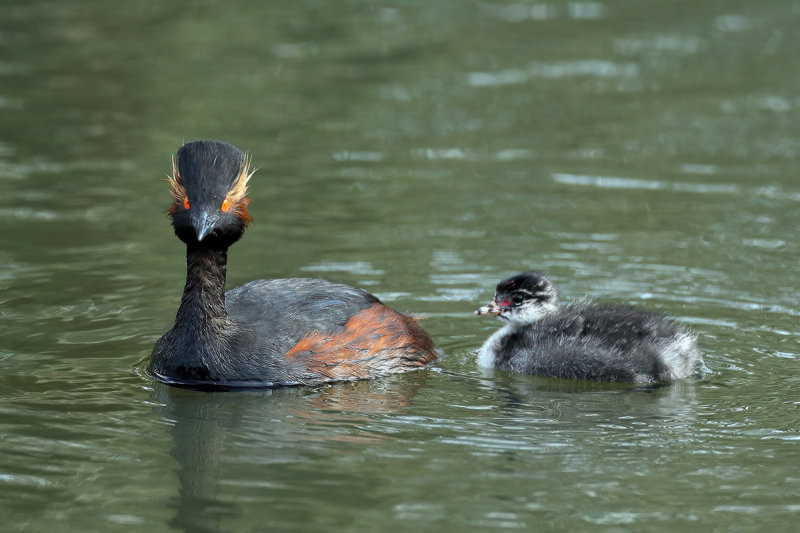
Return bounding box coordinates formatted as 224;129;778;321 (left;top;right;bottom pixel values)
486;2;605;22
299;260;385;276
469;60;639;87
614;34;705;55
331;151;383;162
0;208;57;221
552;173;741;194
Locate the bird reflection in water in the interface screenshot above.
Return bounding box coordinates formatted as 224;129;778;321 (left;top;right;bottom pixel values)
151;371;430;532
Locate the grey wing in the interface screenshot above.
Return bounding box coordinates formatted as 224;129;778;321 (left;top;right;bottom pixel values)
558;302;681;344
225;278;379;354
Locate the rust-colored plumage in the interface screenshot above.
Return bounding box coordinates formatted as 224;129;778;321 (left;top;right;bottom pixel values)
286;303;437;381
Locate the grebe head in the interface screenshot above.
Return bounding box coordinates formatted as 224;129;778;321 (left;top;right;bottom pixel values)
476;271;559;326
167;140;254;247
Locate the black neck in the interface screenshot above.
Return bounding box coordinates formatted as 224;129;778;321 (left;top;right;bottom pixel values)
150;242;239;384
174;244;230;335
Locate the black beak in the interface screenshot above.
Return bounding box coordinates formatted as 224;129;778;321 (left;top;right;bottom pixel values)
191;211;218;242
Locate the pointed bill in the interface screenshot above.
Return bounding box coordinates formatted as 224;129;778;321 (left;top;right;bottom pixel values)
475;298;502;316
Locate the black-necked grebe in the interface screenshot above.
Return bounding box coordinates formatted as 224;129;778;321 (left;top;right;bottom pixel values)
475;271;702;383
149;140;437;388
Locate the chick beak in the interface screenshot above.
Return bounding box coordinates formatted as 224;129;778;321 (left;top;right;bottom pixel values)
191;211;218;242
475;298;502;316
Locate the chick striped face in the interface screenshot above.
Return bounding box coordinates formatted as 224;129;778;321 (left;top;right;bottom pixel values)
476;271;560;325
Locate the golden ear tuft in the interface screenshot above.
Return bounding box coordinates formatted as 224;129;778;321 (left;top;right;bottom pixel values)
166;155;187;216
227;155;255;203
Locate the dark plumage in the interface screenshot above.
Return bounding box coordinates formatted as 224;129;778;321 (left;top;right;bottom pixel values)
149;140;437;388
475;271;702;383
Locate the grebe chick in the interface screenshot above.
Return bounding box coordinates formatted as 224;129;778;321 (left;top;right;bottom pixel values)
475;271;702;383
149;140;437;388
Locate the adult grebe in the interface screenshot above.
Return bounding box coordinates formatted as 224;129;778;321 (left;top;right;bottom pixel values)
149;140;438;388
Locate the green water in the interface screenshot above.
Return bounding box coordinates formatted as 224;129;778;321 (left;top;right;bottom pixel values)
1;1;799;531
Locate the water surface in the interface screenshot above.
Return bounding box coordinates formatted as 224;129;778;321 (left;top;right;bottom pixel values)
1;1;799;531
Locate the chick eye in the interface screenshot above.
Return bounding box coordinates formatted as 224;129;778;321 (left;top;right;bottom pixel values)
221;197;231;212
183;197;190;209
512;294;524;304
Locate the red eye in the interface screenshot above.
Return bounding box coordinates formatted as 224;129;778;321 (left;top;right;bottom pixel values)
221;197;231;212
183;197;190;209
